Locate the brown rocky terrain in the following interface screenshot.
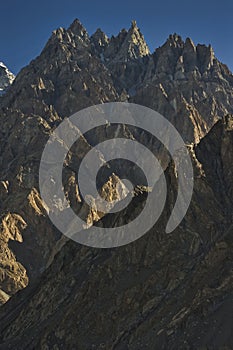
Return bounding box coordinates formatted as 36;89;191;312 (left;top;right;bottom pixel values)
0;19;233;349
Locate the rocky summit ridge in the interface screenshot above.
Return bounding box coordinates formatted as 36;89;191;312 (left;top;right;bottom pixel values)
0;19;233;349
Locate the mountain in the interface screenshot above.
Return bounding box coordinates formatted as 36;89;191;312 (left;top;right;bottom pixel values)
0;62;15;95
0;19;233;349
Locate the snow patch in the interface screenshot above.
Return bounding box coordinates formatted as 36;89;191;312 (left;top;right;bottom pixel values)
0;61;15;93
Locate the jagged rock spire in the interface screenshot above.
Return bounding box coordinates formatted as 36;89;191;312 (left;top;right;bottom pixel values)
166;33;184;48
104;21;150;62
90;28;109;52
68;18;89;43
131;20;137;28
69;19;85;34
127;20;150;58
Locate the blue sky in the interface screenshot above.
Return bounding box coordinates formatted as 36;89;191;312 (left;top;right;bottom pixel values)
1;0;233;74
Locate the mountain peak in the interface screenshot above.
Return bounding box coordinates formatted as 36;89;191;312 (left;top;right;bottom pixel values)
127;21;150;56
166;33;184;48
185;37;196;50
90;28;109;51
131;20;137;29
68;18;89;40
104;21;150;62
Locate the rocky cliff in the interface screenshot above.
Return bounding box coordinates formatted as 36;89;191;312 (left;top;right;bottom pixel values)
0;19;233;349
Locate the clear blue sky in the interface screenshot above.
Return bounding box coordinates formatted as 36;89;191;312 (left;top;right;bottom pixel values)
1;0;233;74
